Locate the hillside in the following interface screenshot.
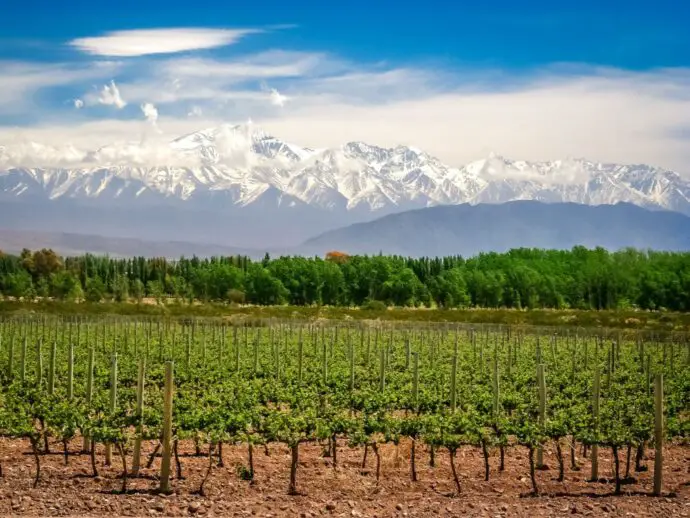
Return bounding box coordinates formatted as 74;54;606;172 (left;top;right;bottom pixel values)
302;201;690;257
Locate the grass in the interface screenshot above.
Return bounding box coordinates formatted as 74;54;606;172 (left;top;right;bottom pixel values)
0;299;689;332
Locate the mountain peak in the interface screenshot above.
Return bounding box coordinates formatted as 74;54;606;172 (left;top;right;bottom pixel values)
1;126;689;221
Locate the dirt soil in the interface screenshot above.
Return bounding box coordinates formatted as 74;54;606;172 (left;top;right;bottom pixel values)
0;438;687;517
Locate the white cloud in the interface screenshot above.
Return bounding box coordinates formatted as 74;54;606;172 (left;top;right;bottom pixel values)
69;28;259;57
141;102;158;123
269;88;288;107
1;48;690;175
73;99;84;109
140;102;160;134
0;60;120;114
97;80;127;109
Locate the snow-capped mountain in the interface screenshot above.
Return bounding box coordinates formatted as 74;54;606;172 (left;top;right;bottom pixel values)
2;124;689;215
1;124;690;248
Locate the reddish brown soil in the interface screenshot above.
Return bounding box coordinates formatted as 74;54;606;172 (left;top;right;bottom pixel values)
0;438;687;517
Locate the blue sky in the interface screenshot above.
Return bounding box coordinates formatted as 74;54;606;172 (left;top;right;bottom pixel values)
2;0;689;68
1;0;689;172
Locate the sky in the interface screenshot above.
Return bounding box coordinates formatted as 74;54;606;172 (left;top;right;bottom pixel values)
1;0;690;172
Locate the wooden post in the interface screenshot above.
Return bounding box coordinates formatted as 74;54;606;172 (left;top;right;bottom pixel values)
48;341;57;395
412;352;419;412
349;337;356;392
82;346;95;452
537;364;546;468
35;339;43;386
322;337;328;384
493;352;500;417
590;367;601;481
235;327;240;373
132;358;146;476
105;353;118;465
20;337;26;382
67;341;74;400
159;361;174;494
379;347;386;393
7;331;14;379
297;337;303;384
185;332;191;369
450;354;458;413
653;373;664;496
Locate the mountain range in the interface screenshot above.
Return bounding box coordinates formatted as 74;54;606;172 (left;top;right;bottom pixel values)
302;201;690;257
2;123;690;250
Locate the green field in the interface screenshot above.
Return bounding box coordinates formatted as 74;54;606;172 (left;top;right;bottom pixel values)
0;316;687;495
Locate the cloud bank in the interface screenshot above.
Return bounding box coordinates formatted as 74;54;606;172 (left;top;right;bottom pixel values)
69;28;260;57
1;28;690;175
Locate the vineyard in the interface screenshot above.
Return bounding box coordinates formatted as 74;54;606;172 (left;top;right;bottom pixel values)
0;316;688;516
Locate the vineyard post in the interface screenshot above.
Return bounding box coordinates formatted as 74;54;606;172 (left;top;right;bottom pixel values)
297;336;304;385
412;352;419;412
606;347;612;391
133;321;138;358
253;331;259;374
20;337;26;382
379;347;386;393
159;361;174;494
450;354;457;413
571;337;577;383
322;336;328;384
201;325;206;362
132;358;146;476
479;333;485;377
653;373;664;496
366;329;371;366
48;340;56;395
537;363;546;468
7;331;14;379
35;338;43;386
82;345;95;452
349;336;356;392
219;324;225;364
67;341;74;400
105;353;118;466
646;355;651;396
493;352;500;417
185;332;191;369
590;367;601;481
405;336;411;370
235;327;240;373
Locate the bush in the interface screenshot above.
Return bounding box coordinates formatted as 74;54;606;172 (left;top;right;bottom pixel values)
227;289;246;304
361;299;387;311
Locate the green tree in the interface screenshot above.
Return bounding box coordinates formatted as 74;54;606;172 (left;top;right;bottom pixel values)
85;278;106;303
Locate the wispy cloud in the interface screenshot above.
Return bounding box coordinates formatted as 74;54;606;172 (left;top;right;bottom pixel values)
97;80;127;109
140;102;160;133
269;88;288;107
69;28;260;57
1;28;690;175
0;60;120;115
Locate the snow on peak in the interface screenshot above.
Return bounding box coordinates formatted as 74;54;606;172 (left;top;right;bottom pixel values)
1;126;689;216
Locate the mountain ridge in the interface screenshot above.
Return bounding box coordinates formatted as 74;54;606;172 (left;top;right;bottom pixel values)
2;124;690;247
301;201;690;258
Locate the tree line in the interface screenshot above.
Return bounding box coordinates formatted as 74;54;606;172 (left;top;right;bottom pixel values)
0;247;689;311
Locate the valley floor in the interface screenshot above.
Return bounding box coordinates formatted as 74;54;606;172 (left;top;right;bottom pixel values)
0;438;687;517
